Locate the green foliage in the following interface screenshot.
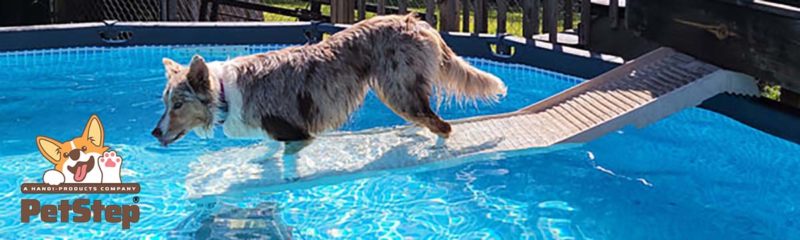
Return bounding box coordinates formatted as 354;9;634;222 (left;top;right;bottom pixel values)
762;84;781;101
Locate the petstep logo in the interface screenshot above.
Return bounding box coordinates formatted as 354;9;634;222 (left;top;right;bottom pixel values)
20;115;141;229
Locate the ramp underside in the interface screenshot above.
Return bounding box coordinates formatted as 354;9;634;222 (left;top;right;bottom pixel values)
187;48;759;197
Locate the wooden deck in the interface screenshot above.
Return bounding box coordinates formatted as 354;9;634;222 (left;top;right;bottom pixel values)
186;48;758;197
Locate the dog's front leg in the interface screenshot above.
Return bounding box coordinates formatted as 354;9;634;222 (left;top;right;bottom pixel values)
43;170;65;185
283;139;312;155
278;140;312;182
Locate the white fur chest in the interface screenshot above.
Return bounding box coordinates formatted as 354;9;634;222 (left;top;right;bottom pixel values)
211;62;267;139
222;114;267;138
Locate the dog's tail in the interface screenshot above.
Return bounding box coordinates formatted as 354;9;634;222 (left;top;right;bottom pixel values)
411;14;507;103
437;46;507;103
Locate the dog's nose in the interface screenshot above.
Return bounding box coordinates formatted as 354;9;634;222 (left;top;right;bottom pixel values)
67;149;81;160
151;128;163;138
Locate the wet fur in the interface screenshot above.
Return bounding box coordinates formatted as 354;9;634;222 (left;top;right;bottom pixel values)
155;14;506;144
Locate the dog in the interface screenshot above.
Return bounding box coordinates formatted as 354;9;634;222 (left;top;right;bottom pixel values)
152;14;506;146
36;115;123;185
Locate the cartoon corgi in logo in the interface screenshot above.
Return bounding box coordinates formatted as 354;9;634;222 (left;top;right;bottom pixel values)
35;115;123;185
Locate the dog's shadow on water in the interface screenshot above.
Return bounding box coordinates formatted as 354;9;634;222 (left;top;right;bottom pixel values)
184;126;503;198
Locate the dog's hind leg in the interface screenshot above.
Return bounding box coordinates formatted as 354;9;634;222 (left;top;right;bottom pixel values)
371;72;452;138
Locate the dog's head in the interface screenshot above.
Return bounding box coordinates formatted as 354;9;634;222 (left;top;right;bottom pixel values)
36;115;108;183
152;55;216;146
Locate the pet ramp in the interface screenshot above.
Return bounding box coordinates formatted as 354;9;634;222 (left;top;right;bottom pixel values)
186;47;759;197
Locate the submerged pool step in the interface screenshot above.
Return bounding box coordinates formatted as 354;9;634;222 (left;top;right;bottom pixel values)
186;47;761;197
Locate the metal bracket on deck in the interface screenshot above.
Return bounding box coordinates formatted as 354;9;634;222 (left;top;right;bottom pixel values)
303;21;323;44
492;33;514;57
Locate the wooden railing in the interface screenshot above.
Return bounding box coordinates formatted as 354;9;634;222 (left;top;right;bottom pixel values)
344;0;621;47
377;0;596;46
198;0;626;47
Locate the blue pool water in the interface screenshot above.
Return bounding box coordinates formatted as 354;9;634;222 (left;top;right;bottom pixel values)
0;45;798;239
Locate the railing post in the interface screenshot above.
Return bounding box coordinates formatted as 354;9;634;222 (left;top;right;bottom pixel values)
461;0;470;32
160;0;168;21
579;0;591;46
497;0;508;34
496;0;510;54
198;0;209;21
169;0;178;21
564;0;573;30
439;0;459;32
399;0;408;14
331;0;355;23
310;0;322;18
473;0;487;33
545;0;557;42
425;0;437;27
377;0;386;15
522;0;540;39
209;0;220;21
357;0;366;20
609;0;619;29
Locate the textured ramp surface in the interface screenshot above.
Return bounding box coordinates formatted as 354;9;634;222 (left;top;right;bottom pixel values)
186;48;759;197
442;47;758;149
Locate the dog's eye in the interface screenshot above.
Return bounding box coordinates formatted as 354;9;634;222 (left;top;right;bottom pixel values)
81;146;87;151
63;153;68;158
173;102;183;109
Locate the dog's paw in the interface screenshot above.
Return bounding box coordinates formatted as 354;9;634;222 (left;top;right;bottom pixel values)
43;170;65;185
100;151;122;168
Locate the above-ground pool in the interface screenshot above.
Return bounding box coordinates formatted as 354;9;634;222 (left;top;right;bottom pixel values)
0;45;798;239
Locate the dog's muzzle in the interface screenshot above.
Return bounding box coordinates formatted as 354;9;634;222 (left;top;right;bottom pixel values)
151;127;186;147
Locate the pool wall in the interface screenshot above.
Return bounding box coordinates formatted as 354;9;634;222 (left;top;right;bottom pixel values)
1;21;797;144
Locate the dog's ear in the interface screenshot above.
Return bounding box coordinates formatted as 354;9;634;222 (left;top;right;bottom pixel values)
36;136;62;165
162;58;183;77
187;54;210;95
82;115;105;148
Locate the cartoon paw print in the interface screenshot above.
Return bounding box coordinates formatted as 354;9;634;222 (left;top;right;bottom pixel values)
43;169;65;185
99;151;122;183
100;151;122;168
